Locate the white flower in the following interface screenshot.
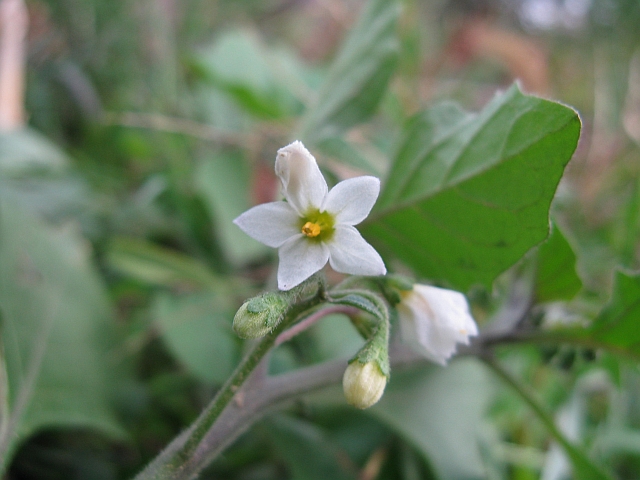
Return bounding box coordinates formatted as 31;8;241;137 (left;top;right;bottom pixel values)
397;284;478;365
234;140;386;290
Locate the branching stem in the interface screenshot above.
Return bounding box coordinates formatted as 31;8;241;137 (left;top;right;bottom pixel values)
134;277;607;480
134;279;326;480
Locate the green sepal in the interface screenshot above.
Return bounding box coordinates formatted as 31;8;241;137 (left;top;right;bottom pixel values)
378;274;414;305
233;273;327;339
349;323;390;379
329;288;388;317
384;274;414;292
234;292;290;339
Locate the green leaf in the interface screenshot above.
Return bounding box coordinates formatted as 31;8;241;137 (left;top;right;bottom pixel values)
0;174;92;224
0;203;124;469
299;0;401;144
370;359;492;479
531;270;640;362
485;358;613;480
193;87;252;133
576;270;640;359
266;414;358;480
105;237;220;289
152;292;239;384
597;428;640;456
194;153;268;265
0;129;93;223
0;128;68;173
362;85;581;290
193;30;303;119
309;314;365;362
315;137;383;176
535;223;582;302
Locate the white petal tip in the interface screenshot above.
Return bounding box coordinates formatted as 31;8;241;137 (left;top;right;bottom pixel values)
277;140;308;157
360;260;387;277
364;268;387;278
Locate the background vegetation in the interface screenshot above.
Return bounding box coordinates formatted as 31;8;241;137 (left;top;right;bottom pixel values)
1;0;640;478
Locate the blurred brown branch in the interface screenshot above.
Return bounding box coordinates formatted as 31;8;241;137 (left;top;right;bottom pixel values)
426;17;550;97
623;49;640;145
102;111;249;146
0;0;27;130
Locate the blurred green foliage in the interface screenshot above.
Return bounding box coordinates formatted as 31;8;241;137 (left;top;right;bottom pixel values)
1;0;640;479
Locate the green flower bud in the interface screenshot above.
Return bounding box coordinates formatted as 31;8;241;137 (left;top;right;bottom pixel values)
342;360;387;409
233;292;289;339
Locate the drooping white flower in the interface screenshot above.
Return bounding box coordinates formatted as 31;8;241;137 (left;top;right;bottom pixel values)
397;284;478;365
234;140;386;290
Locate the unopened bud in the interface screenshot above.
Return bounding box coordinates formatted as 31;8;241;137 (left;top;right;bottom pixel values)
233;293;288;339
342;361;387;409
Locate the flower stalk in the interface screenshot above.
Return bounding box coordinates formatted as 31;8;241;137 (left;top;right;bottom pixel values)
334;288;391;408
134;275;326;480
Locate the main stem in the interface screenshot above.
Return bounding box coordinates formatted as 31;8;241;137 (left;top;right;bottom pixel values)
135;284;325;480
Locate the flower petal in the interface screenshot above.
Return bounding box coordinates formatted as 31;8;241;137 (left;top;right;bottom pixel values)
398;285;478;365
327;225;386;276
275;140;328;214
414;285;478;340
277;235;330;290
398;309;453;366
322;176;380;225
233;202;300;248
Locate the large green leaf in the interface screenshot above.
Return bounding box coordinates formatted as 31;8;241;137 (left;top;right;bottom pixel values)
535;271;640;363
535;222;582;302
194;153;268;265
0;128;67;172
362;85;581;290
193;30;303;119
299;0;400;144
152;291;239;385
266;414;358;480
106;237;221;289
0;203;123;469
371;359;492;479
0;129;92;223
570;270;640;359
315;137;383;176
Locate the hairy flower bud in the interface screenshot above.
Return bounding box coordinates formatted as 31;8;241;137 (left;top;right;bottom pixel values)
342;361;387;409
233;293;289;339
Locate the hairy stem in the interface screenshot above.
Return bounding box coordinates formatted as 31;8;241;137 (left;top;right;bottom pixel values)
178;343;426;477
134;279;326;480
134;274;602;480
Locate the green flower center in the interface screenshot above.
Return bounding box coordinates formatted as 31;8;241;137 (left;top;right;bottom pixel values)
300;209;335;242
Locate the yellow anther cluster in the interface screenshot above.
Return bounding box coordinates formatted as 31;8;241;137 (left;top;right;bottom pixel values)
301;221;321;238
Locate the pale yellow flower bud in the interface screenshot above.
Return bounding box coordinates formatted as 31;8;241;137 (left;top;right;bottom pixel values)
342;361;387;409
